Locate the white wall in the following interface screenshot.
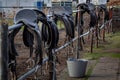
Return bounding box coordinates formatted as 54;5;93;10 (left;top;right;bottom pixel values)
0;0;17;6
98;0;107;5
44;0;52;7
91;0;98;5
79;0;86;3
78;0;107;5
91;0;107;5
0;0;37;17
19;0;35;7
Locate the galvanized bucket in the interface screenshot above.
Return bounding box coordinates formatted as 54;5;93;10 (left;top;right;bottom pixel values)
67;58;88;77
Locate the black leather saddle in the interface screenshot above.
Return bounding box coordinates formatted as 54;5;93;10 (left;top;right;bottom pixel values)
33;9;59;50
49;6;75;38
9;9;43;65
76;3;97;28
98;4;109;21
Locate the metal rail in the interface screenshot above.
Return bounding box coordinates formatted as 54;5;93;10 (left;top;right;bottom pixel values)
100;19;112;29
55;28;93;53
18;58;48;80
72;9;84;13
47;9;83;18
8;23;23;31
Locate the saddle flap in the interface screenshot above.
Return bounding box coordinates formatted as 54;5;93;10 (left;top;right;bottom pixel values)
23;26;34;47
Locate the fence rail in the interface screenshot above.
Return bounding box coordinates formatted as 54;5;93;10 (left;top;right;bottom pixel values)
8;23;23;31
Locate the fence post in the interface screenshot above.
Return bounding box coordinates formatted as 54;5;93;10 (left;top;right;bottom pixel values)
0;23;8;80
90;29;94;53
48;50;54;80
76;7;83;59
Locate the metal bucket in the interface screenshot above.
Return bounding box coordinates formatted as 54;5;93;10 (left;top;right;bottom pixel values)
67;58;88;77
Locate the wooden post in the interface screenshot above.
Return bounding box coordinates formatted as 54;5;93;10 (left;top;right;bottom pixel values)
79;10;83;51
102;11;105;42
76;7;83;59
110;20;113;33
102;27;105;42
48;50;54;80
1;23;8;80
90;29;94;53
95;24;99;48
96;6;99;48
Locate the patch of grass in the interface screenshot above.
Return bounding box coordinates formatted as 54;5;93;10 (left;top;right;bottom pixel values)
7;20;14;26
56;20;65;30
84;52;120;60
111;36;120;48
105;32;120;48
83;52;103;60
93;45;105;51
85;60;98;80
106;53;120;58
85;67;93;80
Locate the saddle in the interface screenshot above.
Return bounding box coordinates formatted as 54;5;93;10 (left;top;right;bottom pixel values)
98;4;109;21
49;6;75;38
33;9;59;50
76;3;97;28
9;9;43;65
